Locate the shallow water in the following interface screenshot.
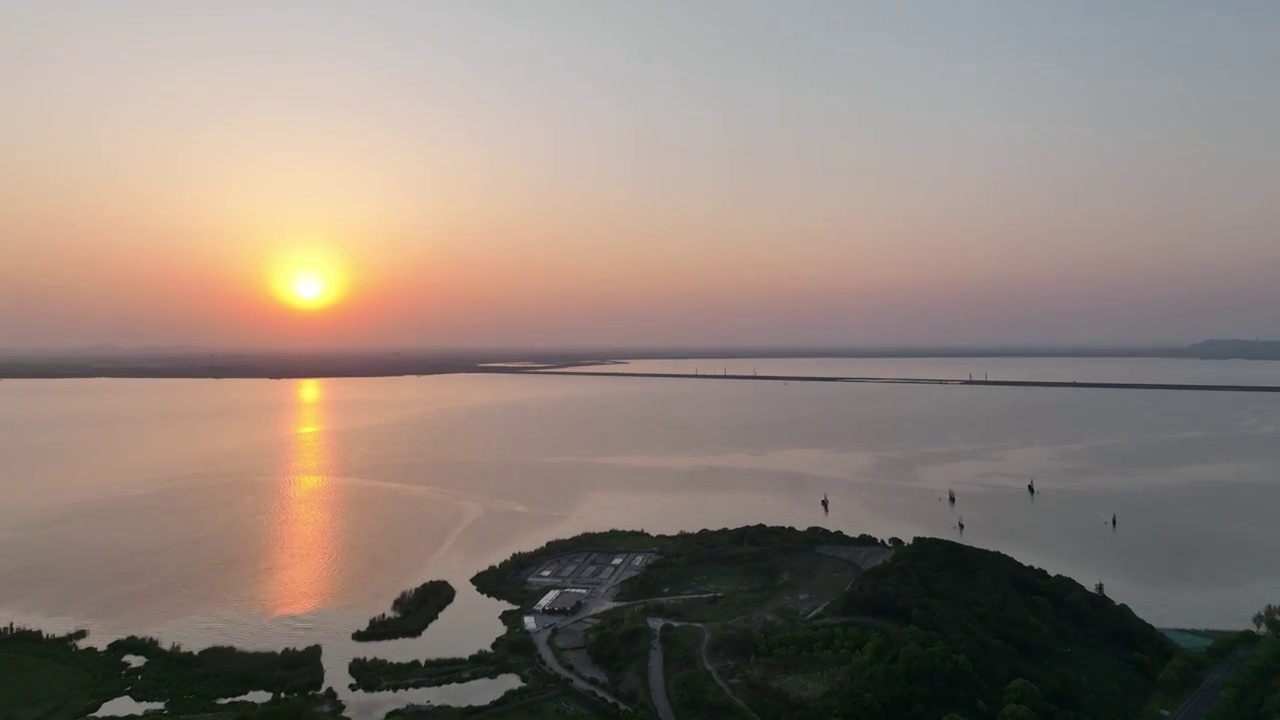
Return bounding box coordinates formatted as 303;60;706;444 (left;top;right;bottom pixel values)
90;696;165;717
2;360;1279;717
217;690;273;704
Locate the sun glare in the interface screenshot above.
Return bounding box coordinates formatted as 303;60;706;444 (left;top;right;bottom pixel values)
292;274;325;302
270;250;347;311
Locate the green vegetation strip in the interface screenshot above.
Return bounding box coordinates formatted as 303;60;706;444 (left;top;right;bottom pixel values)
350;606;539;694
385;683;635;719
0;625;328;719
1138;630;1260;719
379;612;637;720
349;651;510;692
0;628;124;720
353;579;456;642
1207;635;1279;720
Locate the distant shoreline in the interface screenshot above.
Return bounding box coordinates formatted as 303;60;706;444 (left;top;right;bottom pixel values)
1;339;1278;380
524;369;1280;394
3;363;1279;394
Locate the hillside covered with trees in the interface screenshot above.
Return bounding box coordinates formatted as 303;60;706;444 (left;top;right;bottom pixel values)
706;538;1177;720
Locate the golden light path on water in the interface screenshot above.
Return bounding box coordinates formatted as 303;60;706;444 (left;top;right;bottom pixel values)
268;378;339;616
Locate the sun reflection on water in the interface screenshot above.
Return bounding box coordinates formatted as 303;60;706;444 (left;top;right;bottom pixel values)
268;378;339;616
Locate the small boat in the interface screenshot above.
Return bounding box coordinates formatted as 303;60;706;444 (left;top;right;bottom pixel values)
820;494;829;513
948;489;956;505
1027;478;1036;495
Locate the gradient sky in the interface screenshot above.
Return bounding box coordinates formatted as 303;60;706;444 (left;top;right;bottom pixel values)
2;2;1278;349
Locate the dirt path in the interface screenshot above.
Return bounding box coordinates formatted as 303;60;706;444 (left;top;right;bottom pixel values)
647;618;759;720
694;624;759;720
806;546;894;619
805;584;851;620
811;614;899;631
594;592;721;615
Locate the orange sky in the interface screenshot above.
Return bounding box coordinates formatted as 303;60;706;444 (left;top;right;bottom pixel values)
2;3;1278;349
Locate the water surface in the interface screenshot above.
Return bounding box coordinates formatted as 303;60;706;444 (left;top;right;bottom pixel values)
2;360;1279;717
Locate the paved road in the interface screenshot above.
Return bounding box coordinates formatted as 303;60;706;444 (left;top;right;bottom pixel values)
1171;650;1256;720
647;620;677;720
525;593;719;713
531;629;630;710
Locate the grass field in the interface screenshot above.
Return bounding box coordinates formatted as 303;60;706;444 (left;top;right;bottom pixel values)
630;552;854;623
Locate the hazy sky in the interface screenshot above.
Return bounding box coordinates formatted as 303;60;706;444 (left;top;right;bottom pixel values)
2;2;1278;349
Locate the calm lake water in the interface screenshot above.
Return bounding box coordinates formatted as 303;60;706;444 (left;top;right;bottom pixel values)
2;358;1279;717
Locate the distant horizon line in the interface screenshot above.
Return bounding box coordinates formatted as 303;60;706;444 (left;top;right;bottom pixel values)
2;338;1273;360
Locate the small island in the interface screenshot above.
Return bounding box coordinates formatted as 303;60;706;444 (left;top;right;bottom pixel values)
353;579;457;642
349;651;510;692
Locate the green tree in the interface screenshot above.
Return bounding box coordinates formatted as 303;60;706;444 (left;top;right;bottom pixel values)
505;631;534;655
1003;679;1042;711
1252;603;1280;636
1157;653;1202;692
997;703;1039;720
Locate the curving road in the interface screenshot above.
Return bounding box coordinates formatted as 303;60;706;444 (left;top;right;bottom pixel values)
647;621;677;720
525;593;719;714
532;629;630;710
1171;649;1256;720
647;618;759;720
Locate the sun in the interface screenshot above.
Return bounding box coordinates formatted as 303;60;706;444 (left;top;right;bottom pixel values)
280;268;338;310
292;273;326;303
270;249;347;311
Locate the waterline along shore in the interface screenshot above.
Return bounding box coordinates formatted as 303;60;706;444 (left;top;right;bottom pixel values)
515;369;1280;394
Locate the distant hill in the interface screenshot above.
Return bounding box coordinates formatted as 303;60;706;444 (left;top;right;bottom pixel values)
1175;339;1280;361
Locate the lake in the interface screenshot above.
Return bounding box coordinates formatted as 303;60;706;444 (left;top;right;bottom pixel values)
2;358;1279;717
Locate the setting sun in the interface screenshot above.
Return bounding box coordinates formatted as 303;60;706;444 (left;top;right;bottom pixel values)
292;274;326;302
269;249;347;312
